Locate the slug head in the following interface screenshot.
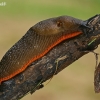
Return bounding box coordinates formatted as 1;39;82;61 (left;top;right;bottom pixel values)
32;16;83;35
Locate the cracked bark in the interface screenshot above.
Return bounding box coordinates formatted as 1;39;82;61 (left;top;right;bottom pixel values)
0;14;100;100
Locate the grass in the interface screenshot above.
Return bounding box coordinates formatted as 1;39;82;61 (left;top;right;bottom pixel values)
0;0;100;100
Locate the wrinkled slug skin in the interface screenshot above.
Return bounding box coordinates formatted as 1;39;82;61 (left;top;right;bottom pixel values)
0;16;84;83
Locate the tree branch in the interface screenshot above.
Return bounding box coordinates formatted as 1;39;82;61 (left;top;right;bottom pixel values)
0;14;100;100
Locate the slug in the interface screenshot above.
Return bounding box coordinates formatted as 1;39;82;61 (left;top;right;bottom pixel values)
0;16;86;83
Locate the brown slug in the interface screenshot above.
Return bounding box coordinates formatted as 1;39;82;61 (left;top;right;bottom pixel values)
0;16;86;83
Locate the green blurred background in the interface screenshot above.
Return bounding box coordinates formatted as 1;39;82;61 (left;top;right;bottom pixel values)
0;0;100;100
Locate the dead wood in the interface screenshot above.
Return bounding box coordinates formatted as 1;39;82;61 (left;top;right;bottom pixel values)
0;14;100;100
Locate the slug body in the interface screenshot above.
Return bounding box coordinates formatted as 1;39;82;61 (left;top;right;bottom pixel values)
0;16;86;83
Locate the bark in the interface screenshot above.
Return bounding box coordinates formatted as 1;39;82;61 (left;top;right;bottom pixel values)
0;14;100;100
